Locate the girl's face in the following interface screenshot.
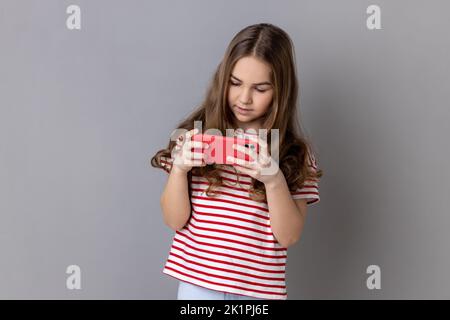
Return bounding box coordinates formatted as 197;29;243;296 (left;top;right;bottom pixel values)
227;56;274;131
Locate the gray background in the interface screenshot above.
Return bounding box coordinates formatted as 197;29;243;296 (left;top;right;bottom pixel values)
1;0;449;299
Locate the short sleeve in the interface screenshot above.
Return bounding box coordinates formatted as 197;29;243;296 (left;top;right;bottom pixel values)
290;153;320;206
160;155;174;174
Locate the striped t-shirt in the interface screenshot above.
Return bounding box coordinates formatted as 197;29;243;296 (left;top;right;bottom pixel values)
159;151;320;300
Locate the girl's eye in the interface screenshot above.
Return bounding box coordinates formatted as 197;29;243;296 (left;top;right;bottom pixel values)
230;80;268;92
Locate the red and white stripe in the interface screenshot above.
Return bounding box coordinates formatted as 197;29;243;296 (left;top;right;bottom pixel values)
159;153;320;299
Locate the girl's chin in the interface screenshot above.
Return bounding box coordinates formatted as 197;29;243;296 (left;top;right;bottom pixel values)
236;114;251;119
234;109;253;119
234;116;254;125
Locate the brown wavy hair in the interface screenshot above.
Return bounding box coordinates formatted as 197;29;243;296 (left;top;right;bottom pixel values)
150;23;323;202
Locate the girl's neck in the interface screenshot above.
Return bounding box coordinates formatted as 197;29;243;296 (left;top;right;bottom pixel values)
233;118;263;133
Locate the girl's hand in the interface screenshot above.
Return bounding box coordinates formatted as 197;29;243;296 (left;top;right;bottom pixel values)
171;128;208;173
226;134;281;185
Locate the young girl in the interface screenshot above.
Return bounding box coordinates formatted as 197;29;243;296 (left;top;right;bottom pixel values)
151;23;323;300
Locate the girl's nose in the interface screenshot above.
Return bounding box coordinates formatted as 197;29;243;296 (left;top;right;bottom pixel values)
239;89;252;104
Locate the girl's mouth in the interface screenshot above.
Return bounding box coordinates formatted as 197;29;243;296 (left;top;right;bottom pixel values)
236;105;252;114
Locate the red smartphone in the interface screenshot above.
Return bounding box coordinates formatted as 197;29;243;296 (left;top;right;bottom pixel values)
191;133;259;165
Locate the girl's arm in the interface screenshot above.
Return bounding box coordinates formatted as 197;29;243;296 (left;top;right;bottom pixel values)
264;171;306;248
160;165;192;231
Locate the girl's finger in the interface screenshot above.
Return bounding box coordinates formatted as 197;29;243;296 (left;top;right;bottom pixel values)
181;141;194;153
190;151;204;160
186;128;200;140
247;135;268;155
233;144;258;162
185;141;205;149
188;159;205;167
227;156;255;168
184;148;204;160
